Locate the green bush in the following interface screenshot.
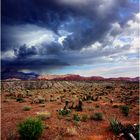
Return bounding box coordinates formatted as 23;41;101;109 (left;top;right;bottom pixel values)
23;106;31;111
17;117;44;140
81;114;88;122
121;105;129;116
91;112;103;120
58;109;72;116
16;97;24;102
73;114;80;122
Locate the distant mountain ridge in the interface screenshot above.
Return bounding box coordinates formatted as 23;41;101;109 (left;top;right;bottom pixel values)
1;71;139;82
1;71;39;80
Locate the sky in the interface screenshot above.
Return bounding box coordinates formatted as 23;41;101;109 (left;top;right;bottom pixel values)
1;0;140;77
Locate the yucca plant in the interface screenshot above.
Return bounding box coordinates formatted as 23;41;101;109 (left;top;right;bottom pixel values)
109;118;123;134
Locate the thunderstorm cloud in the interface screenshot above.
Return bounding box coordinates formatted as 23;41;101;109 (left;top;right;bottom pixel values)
1;0;139;77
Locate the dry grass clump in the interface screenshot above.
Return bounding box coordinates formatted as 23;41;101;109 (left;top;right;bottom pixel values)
66;127;78;136
37;111;51;120
23;106;32;111
32;96;46;104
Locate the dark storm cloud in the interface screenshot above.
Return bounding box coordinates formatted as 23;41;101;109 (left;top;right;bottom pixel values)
2;0;69;29
1;0;139;72
14;45;38;58
2;57;69;71
40;42;64;55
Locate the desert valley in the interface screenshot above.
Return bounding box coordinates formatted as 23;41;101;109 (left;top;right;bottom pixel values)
1;74;139;140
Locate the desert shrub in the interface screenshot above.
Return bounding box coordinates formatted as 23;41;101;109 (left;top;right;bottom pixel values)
32;96;46;104
94;96;98;101
58;115;63;120
44;124;50;129
26;90;32;96
7;131;16;140
63;89;66;92
38;96;46;103
109;118;122;134
95;104;100;108
26;90;29;93
66;127;78;136
86;100;93;103
73;120;80;126
65;116;72;121
23;106;31;111
3;99;10;103
87;95;93;101
91;112;103;120
16;97;24;102
73;114;80;122
72;92;75;95
39;104;45;107
121;105;129;116
37;111;51;120
81;114;88;122
106;85;113;89
113;104;119;108
88;106;94;111
17;117;44;140
59;109;72;116
63;100;69;110
75;99;83;111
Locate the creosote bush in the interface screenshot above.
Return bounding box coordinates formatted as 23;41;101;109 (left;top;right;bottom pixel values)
38;96;46;103
91;112;103;121
81;114;88;122
121;105;129;116
113;104;119;108
26;90;32;96
23;106;31;111
17;117;44;140
75;99;83;111
59;109;72;116
16;97;24;102
95;104;100;108
88;106;94;111
39;104;46;107
73;114;80;122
